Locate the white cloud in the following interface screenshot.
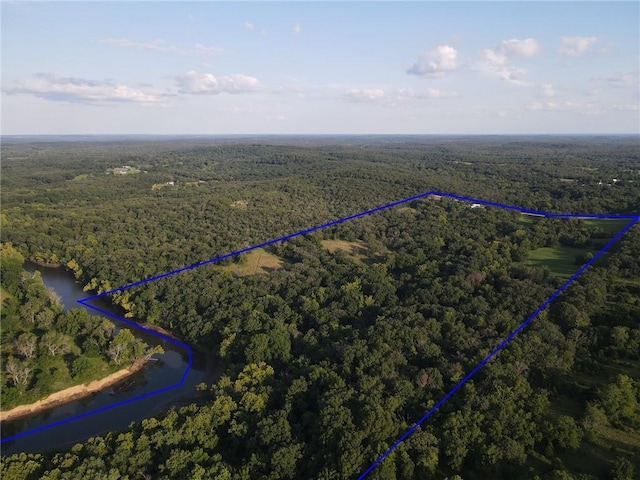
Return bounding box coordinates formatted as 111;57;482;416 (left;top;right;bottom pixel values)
527;100;602;115
176;70;260;94
345;88;386;103
599;71;638;88
414;88;456;100
481;51;528;85
345;87;455;105
192;44;224;56
293;23;302;35
536;83;556;98
266;114;287;121
613;104;639;111
3;73;166;104
482;48;508;67
480;38;540;85
501;38;541;57
559;36;598;57
244;21;254;31
101;38;223;56
407;45;458;78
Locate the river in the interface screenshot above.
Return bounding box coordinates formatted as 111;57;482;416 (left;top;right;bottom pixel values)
0;264;224;456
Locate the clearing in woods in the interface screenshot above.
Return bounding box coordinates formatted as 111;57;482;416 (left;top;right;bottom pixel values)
526;246;592;278
321;239;367;261
524;218;629;278
219;248;285;275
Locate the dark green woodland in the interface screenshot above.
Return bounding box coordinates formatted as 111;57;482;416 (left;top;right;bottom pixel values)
1;136;639;479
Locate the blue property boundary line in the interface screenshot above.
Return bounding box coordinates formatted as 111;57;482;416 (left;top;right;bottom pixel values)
1;192;637;451
1;299;194;443
357;211;640;479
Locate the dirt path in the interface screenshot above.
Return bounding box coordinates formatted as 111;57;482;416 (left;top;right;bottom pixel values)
0;362;144;422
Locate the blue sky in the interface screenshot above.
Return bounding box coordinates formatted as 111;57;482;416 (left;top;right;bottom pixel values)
2;1;638;134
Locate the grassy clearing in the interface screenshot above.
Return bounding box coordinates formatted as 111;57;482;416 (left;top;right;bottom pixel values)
520;216;629;278
517;214;543;227
546;358;640;476
581;218;630;235
219;248;284;276
396;206;417;215
613;277;640;287
151;182;176;191
570;359;640;392
558;441;616;478
597;423;640;449
452;161;473;166
321;240;367;261
70;174;88;181
230;200;249;209
517;215;628;235
106;166;141;175
525;246;589;278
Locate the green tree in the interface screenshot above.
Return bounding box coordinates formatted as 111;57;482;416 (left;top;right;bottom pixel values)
70;357;93;379
611;456;635;480
600;375;638;425
0;243;24;295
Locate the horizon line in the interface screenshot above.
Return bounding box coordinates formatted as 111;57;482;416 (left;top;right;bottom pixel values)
2;133;639;138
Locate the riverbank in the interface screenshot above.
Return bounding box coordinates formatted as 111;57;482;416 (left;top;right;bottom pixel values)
27;259;63;269
0;361;145;422
141;322;184;342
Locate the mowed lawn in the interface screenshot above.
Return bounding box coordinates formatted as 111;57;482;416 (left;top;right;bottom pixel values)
519;216;632;278
219;248;284;276
525;246;590;278
581;218;630;235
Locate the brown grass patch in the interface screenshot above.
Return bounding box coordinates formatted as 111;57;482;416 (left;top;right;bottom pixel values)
396;206;417;214
230;200;249;209
220;248;284;276
321;240;367;261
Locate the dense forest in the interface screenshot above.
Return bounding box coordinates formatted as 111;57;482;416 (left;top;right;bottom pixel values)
1;136;639;479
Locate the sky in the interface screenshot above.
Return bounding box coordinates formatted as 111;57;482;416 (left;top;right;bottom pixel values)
1;1;639;135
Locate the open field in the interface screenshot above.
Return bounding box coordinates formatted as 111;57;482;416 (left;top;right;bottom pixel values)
321;239;367;261
525;246;591;277
219;248;284;275
581;218;631;235
523;218;629;277
106;166;141;175
518;214;543;227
